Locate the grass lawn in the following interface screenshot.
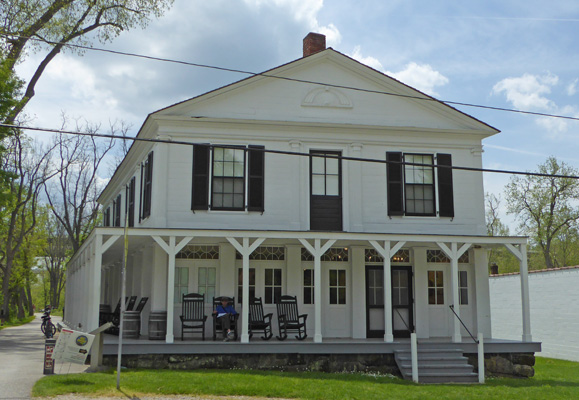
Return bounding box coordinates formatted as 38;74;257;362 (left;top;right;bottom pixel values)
33;357;579;399
0;315;35;330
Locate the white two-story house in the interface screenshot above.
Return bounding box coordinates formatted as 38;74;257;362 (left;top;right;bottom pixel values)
65;33;539;376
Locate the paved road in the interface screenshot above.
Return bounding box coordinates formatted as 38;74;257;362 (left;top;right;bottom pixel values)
0;314;87;400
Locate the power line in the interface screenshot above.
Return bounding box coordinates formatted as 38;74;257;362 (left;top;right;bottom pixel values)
2;33;579;123
2;122;578;180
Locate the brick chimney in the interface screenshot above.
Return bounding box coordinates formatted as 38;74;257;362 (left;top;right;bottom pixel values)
303;32;326;57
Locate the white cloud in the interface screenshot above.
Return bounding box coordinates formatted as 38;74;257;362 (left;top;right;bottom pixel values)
243;0;341;46
567;78;578;96
536;105;579;138
386;62;449;96
350;46;385;72
492;73;558;111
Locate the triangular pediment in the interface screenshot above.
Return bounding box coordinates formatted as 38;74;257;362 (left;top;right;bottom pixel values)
153;49;498;136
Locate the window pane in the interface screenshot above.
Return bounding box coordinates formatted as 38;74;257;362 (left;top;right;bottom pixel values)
224;162;234;176
460;288;468;305
436;271;443;286
224;178;234;192
428;271;435;287
265;287;273;304
330;288;337;304
213;178;223;192
304;270;312;286
376;288;384;305
214;161;224;176
265;269;272;285
234;149;244;162
208;268;216;285
330;270;337;286
233;194;244;208
338;288;346;304
459;271;468;287
312;175;325;195
224;148;235;162
393;288;400;306
428;288;435;304
326;176;339;195
304;287;312;304
338;270;346;286
399;271;408;287
249;269;256;285
234;161;244;177
198;268;206;285
274;269;282;285
399;288;409;305
436;288;444;304
214;147;224;161
312;157;324;173
326;157;339;174
274;287;282;304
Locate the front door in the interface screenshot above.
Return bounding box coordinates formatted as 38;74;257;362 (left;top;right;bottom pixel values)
310;151;342;231
392;266;414;338
365;265;414;338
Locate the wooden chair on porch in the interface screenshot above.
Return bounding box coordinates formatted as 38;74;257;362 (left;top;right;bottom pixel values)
135;297;149;313
249;297;273;340
212;296;239;341
125;296;138;311
275;295;308;341
180;293;207;340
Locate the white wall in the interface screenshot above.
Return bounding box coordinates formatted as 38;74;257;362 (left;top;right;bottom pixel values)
490;267;579;361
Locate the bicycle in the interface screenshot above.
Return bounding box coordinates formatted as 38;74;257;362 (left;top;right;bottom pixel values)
41;308;56;338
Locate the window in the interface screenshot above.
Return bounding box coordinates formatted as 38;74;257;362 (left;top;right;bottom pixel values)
237;268;256;304
264;268;282;304
140;151;153;220
386;152;454;217
428;270;444;305
113;194;121;227
198;267;216;301
303;269;314;304
192;145;264;212
329;269;346;305
126;177;135;227
103;207;111;227
459;271;468;305
311;151;340;196
404;154;435;216
174;267;189;303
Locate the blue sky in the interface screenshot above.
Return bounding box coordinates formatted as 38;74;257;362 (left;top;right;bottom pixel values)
16;0;579;231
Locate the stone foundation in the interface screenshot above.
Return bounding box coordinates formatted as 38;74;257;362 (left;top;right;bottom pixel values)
465;352;535;378
103;353;399;375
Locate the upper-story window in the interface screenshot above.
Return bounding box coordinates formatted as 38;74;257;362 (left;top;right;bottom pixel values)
386;152;454;218
140;151;153;221
103;207;111;227
192;145;264;212
113;194;121;227
126;177;136;227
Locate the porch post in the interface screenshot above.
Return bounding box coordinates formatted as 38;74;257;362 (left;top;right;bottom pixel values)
166;236;176;343
299;238;335;343
90;237;102;332
450;243;461;343
383;242;393;343
520;244;532;342
313;239;323;343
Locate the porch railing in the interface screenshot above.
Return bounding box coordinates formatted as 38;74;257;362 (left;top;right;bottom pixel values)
449;304;477;344
394;307;414;334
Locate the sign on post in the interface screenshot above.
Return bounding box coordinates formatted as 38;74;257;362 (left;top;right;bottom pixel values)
43;338;57;375
53;328;95;365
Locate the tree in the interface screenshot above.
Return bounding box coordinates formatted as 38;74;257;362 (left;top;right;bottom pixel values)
40;208;70;309
0;132;56;319
505;157;579;269
485;192;519;273
0;0;174;125
44;119;115;252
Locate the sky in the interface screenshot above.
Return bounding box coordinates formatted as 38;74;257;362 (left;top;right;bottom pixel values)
15;0;579;231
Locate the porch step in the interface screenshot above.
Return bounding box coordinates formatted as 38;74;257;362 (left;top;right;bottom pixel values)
394;347;478;384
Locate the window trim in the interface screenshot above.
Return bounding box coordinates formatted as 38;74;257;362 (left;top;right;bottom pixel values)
264;268;282;305
140;151;153;220
210;146;247;211
329;268;347;305
427;270;445;305
303;269;314;305
403;153;436;217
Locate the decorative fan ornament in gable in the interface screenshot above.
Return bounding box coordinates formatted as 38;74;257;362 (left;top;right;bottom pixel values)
302;86;353;109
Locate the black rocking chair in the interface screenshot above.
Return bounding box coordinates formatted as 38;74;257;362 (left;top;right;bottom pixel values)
134;297;149;313
249;297;273;340
276;295;308;341
180;293;207;340
212;296;239;340
125;296;138;311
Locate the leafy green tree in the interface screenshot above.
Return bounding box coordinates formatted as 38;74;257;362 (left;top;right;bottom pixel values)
505;157;579;269
0;0;174;125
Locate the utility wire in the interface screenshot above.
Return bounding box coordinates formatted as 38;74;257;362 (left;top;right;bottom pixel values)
2;33;579;122
2;122;578;180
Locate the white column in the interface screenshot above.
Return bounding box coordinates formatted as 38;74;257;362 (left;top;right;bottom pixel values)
226;237;265;343
474;248;492;338
520;244;532;342
450;243;461;343
166;236;176;343
90;235;103;332
299;238;336;343
313;240;322;343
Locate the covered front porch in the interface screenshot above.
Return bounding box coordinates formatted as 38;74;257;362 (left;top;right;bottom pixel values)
65;227;534;347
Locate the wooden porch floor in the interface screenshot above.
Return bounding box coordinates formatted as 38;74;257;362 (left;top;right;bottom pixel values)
102;334;541;356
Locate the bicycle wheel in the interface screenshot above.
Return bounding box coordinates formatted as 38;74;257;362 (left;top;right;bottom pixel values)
41;321;46;334
45;322;56;338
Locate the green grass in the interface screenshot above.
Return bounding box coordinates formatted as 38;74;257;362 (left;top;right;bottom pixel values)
0;315;35;330
33;357;579;399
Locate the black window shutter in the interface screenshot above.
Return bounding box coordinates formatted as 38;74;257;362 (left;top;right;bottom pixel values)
139;163;144;222
386;152;404;216
104;208;110;227
191;144;210;210
437;153;454;218
247;145;265;212
114;194;121;227
143;151;153;219
128;177;135;227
